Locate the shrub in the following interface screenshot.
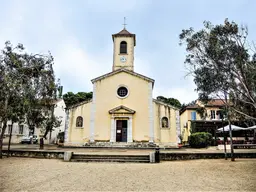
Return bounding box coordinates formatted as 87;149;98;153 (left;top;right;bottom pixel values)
57;132;65;143
189;132;212;148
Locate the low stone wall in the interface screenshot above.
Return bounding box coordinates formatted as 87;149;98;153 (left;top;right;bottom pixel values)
160;152;256;161
2;149;255;162
2;149;64;159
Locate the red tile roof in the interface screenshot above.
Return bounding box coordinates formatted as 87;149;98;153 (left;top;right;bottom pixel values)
114;28;133;35
205;99;227;106
180;99;229;115
186;105;200;109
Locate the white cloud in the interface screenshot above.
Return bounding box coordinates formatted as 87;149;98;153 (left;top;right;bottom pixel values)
0;0;211;103
0;0;113;93
0;0;27;46
83;0;150;13
53;37;112;92
153;86;198;104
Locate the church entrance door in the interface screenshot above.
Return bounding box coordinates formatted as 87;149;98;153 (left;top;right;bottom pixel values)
116;120;127;142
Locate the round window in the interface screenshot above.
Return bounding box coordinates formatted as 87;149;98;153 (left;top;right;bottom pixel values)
117;87;128;98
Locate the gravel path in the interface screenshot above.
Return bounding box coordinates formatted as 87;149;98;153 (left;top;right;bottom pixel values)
1;158;256;191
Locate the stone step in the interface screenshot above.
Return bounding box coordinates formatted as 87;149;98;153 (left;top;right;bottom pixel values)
70;154;150;163
72;155;149;160
70;158;150;163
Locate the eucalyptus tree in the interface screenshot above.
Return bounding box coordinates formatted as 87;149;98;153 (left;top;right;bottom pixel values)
0;41;60;158
179;19;256;161
179;18;256;120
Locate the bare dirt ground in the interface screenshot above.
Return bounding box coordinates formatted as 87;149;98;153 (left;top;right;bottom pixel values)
0;158;255;192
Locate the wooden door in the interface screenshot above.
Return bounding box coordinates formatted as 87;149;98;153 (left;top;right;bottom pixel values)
116;120;122;142
121;121;127;142
116;120;128;142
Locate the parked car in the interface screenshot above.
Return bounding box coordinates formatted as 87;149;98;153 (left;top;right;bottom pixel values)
21;135;38;144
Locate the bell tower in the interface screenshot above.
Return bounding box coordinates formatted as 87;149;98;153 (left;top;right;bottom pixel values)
112;19;136;71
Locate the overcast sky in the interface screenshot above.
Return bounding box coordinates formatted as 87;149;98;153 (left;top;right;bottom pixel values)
0;0;255;104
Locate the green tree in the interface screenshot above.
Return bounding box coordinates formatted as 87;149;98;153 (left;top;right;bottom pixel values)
63;91;93;107
156;96;182;108
179;18;256;120
0;41;60;158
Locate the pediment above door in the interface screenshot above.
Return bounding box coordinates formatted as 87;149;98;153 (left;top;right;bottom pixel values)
109;105;136;114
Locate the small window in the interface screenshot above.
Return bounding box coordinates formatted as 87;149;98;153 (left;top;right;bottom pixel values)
117;87;128;98
191;111;196;120
76;116;83;127
161;117;169;128
216;110;224;119
120;41;127;54
210;110;216;119
19;125;24;134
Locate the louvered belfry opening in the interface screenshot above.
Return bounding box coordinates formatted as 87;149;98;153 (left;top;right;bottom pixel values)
120;41;127;54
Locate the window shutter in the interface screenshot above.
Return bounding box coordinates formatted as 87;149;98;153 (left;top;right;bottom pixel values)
191;112;196;120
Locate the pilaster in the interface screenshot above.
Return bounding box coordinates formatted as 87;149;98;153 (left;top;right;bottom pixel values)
90;83;96;142
148;82;154;143
64;109;70;144
110;117;116;142
175;110;181;144
127;117;133;142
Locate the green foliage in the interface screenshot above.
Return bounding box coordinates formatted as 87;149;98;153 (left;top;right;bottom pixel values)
0;41;61;157
156;96;182;108
179;18;256;120
196;107;207;119
181;100;196;109
190;121;196;134
63;91;93;107
57;131;65;143
189;132;213;148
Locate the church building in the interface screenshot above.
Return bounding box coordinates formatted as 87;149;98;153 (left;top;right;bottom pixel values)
64;27;181;147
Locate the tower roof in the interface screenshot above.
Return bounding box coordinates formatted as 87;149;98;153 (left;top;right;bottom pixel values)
112;28;136;46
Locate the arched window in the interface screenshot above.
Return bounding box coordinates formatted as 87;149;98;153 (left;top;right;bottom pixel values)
76;116;83;127
120;41;127;54
161;117;169;128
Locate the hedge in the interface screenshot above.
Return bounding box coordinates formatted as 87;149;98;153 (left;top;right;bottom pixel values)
189;132;213;148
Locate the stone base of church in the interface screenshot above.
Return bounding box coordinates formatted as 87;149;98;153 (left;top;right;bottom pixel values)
63;141;179;148
83;141;158;148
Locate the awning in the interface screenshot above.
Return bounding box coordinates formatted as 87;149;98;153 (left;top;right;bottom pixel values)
245;125;256;130
217;124;248;132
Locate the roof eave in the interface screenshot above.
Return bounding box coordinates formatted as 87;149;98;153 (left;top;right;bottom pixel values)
91;68;154;86
112;34;136;46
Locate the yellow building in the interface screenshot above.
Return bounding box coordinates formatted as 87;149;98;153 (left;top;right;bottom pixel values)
64;27;181;147
180;100;227;143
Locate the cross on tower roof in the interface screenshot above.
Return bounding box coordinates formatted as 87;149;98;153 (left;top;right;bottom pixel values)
123;17;127;29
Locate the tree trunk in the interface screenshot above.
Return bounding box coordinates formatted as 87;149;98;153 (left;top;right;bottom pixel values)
0;121;7;159
43;104;55;141
49;130;52;144
7;122;14;157
29;125;34;144
228;119;235;161
0;97;9;159
43;126;50;139
222;118;227;160
224;91;235;161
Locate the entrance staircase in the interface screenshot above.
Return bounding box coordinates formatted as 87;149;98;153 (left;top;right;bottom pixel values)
70;153;150;163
